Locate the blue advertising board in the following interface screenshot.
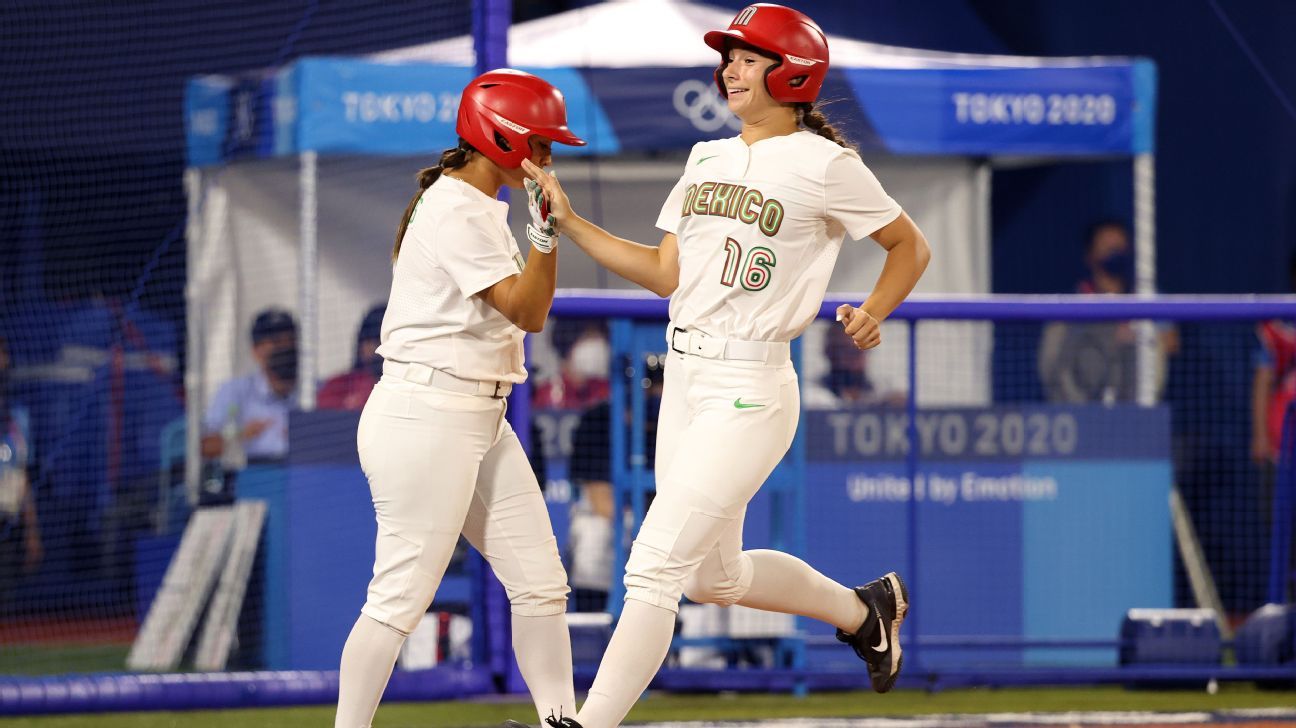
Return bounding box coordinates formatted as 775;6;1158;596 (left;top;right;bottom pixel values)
799;404;1172;669
186;58;1154;165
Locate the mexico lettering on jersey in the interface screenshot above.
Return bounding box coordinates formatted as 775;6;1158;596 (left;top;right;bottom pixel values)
655;131;903;343
681;182;785;237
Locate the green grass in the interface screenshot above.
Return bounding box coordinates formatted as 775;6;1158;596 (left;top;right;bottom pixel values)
2;686;1295;728
0;645;130;676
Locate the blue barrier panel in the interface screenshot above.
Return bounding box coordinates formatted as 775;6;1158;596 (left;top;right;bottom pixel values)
0;667;493;715
798;405;1171;670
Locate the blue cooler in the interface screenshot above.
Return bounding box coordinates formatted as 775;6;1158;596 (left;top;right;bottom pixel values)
1235;603;1295;665
1119;608;1221;665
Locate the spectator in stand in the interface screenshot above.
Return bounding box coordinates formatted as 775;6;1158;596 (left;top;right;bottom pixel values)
1039;220;1177;404
803;321;906;409
1252;255;1296;546
318;305;386;411
0;335;41;606
201;308;298;462
534;318;609;410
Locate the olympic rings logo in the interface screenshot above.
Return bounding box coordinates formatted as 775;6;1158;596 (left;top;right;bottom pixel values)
673;79;742;133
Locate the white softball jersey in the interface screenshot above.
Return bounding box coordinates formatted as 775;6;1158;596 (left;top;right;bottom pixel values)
656;131;903;343
377;174;528;383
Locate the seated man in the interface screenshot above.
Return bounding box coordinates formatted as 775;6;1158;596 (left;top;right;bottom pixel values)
201;308;298;464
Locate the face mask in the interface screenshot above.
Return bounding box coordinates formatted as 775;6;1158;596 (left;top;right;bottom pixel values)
1097;252;1134;286
828;368;871;394
569;337;610;380
267;345;298;383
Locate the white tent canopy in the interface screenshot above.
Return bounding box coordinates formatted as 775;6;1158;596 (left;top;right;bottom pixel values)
374;0;1123;70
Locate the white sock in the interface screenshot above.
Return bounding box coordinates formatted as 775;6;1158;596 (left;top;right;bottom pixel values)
511;613;577;723
738;549;868;633
576;600;676;728
335;614;407;728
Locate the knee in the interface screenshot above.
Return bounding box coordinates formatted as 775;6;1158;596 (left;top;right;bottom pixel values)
509;587;569;616
682;573;745;606
681;553;752;607
507;565;571;617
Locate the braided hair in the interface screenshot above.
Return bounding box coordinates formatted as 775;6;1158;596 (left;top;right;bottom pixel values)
795;102;855;152
392;141;476;262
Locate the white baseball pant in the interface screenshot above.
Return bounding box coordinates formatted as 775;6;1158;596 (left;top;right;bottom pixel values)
623;350;800;611
356;376;568;634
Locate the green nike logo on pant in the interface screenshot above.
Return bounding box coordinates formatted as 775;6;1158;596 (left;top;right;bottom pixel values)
733;398;765;409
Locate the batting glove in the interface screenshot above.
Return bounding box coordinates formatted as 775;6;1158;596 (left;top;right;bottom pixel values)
524;177;558;255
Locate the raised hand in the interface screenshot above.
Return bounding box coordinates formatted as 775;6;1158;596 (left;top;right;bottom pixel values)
521;159;573;226
523;177;558;254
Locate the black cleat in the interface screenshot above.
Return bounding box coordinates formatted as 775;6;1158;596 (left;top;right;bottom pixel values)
544;716;583;728
836;571;909;693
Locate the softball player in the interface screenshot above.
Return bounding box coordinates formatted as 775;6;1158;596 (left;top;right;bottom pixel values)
335;69;585;728
518;5;931;726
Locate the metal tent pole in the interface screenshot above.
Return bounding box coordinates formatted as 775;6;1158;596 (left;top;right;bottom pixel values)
1134;152;1158;406
297;151;318;411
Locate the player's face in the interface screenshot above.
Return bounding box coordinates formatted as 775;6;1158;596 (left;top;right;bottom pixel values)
722;46;780;118
502;136;554;189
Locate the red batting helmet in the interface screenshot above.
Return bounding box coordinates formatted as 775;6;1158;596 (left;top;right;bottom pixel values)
455;69;587;169
703;3;829;104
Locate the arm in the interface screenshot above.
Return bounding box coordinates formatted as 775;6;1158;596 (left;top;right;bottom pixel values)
1253;365;1275;464
201;433;223;459
837;212;931;349
200;383;230;459
563;221;679;297
480;245;557;333
522;159;680;297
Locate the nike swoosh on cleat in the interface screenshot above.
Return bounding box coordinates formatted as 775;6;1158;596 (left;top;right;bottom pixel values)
733;398;765;409
872;624;888;652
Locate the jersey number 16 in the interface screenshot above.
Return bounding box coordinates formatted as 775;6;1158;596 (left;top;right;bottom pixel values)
719;238;776;292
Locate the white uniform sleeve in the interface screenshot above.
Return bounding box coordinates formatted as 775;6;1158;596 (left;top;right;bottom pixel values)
429;210;520;299
825;151;903;241
655;175;690;235
655;144;702;235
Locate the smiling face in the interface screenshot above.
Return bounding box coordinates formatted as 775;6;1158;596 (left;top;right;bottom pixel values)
721;43;782;120
501;136;554;189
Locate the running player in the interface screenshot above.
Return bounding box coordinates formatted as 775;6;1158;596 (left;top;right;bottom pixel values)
516;5;930;726
335;69;585;728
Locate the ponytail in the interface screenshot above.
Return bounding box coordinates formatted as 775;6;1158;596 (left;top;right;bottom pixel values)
795;102;855;153
392;141;475;262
